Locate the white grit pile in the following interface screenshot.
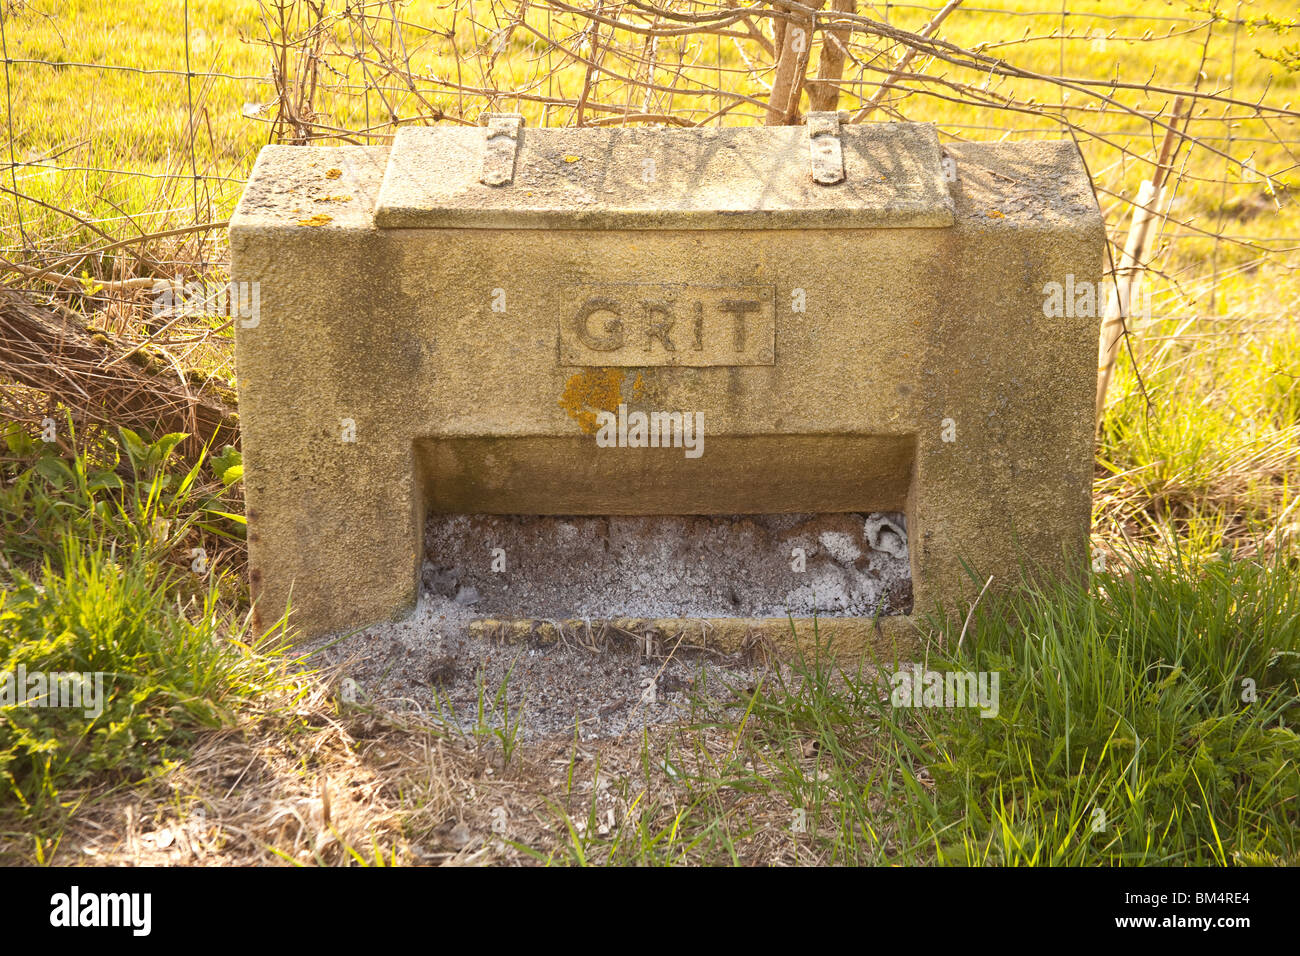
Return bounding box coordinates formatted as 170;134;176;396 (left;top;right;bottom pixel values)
305;512;909;741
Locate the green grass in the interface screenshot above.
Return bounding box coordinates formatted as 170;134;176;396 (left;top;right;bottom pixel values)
1097;310;1300;556
902;549;1300;865
541;549;1300;865
1100;304;1300;547
0;423;299;844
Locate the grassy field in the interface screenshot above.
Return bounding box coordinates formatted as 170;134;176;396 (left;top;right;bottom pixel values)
0;0;1297;864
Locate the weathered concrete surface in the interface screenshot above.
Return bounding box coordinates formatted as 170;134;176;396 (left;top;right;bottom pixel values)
374;121;955;230
230;120;1104;658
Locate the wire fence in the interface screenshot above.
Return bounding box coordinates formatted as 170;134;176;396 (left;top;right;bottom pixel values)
1;6;1294;248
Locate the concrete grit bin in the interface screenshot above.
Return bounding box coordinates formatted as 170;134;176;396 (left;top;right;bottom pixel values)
230;113;1104;657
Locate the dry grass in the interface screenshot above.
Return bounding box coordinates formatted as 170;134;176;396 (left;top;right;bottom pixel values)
20;677;467;867
0;288;238;463
30;660;907;866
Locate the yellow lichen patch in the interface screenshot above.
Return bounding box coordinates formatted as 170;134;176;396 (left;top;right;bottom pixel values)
563;154;582;163
986;209;1005;219
325;167;343;179
558;368;625;434
297;213;333;227
312;194;353;202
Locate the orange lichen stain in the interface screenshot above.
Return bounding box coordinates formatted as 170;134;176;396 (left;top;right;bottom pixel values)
297;213;333;227
632;372;644;396
325;168;343;179
559;368;625;434
986;209;1005;219
312;194;353;202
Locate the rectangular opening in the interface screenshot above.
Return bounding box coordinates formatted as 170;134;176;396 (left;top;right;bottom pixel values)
414;435;915;628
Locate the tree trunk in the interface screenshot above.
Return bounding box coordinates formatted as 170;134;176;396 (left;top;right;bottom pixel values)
806;0;855;113
765;0;828;125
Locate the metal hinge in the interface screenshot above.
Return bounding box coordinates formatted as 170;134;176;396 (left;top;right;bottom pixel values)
480;113;524;187
807;111;845;186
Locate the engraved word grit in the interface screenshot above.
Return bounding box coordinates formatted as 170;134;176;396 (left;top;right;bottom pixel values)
559;284;776;367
